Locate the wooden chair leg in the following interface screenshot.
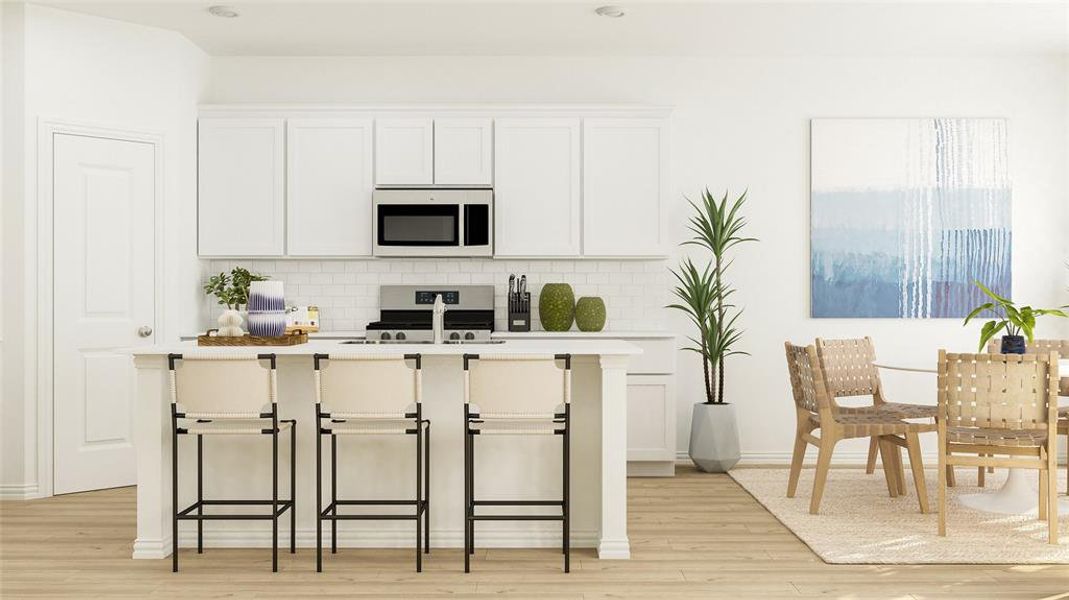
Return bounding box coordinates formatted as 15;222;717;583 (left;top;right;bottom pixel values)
1039;470;1048;521
787;432;807;498
1049;463;1059;545
938;450;947;537
809;437;837;515
865;437;879;475
978;460;986;488
946;465;956;488
878;438;899;497
905;432;929;514
894;446;908;496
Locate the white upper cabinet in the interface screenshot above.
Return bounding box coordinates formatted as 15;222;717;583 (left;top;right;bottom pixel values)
287;119;374;256
582;118;669;256
198;118;285;256
434;118;493;186
493;118;581;256
375;118;434;185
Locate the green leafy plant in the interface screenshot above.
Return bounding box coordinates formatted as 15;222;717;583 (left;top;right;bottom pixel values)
668;189;757;404
963;280;1067;351
203;267;269;310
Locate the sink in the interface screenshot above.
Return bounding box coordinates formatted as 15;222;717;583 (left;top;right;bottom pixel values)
341;339;434;345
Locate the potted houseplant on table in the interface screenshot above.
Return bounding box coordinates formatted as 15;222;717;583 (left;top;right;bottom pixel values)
203;267;269;337
668;189;757;473
963;280;1067;353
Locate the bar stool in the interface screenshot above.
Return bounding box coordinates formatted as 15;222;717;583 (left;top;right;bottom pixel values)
313;353;429;572
168;353;296;573
463;353;571;573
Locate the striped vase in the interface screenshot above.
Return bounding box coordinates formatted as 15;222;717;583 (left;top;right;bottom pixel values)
247;281;286;337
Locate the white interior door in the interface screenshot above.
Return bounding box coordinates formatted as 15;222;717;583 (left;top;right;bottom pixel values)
53;133;156;495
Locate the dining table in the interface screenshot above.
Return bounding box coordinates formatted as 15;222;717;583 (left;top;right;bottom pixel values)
873;357;1069;515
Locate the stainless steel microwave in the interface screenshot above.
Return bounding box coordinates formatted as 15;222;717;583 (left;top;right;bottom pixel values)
372;188;493;257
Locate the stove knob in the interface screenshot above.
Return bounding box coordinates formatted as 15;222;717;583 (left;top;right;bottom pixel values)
381;332;392;341
464;332;476;340
449;332;461;341
396;332;406;341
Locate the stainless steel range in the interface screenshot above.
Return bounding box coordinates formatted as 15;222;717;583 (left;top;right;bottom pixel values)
365;285;495;343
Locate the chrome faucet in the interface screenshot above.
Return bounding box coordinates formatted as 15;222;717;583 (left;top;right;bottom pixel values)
432;293;447;344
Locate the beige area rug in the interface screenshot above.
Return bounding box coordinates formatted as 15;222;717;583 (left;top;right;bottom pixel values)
729;467;1069;564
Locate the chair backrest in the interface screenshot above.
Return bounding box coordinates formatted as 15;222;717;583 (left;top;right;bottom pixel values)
814;337;883;401
937;350;1058;431
464;354;570;417
314;354;421;417
986;338;1069;357
169;354;276;418
784;342;833;418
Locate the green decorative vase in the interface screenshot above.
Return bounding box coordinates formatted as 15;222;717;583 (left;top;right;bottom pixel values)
538;283;575;331
575;297;606;332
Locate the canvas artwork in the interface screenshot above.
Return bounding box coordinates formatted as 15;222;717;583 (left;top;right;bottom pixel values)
810;118;1011;318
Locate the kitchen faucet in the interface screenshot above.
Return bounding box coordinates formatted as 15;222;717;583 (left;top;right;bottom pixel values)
432;293;447;344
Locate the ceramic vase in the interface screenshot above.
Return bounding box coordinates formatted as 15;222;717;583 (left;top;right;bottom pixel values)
538;283;575;331
247;281;286;337
575;296;606;332
217;309;244;337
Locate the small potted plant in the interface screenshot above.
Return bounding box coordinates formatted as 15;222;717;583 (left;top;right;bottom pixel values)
203;267;269;337
963;280;1067;353
668;188;756;472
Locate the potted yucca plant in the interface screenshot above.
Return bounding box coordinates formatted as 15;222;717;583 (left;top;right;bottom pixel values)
668;188;756;472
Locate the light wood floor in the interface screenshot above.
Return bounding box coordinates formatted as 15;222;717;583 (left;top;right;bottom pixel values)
2;466;1068;599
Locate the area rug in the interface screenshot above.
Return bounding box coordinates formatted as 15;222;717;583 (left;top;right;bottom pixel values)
729;467;1069;564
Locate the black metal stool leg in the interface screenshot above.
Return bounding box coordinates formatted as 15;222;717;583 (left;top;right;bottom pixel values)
197;434;203;554
272;426;279;573
563;419;570;573
172;424;179;573
416;413;423;573
464;422;471;573
424;422;431;554
469;431;475;556
316;420;322;572
290;423;296;554
331;434;338;554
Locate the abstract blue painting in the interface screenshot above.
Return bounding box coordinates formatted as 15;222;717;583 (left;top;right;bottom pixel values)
811;118;1011;318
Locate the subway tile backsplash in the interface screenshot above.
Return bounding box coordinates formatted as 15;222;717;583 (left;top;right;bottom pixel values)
202;259;669;333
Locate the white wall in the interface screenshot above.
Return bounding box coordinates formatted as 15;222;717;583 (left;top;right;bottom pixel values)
207;55;1069;462
0;5;207;497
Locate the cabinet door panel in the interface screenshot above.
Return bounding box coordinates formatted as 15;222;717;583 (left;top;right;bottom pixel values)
375;118;433;185
287;119;374;256
583;118;668;256
198;118;285;256
627;375;676;462
434;118;492;185
494;118;581;257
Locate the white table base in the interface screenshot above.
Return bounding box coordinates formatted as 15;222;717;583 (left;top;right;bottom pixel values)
958;467;1069;515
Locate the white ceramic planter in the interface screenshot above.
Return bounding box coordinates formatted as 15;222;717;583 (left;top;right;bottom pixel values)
689;402;741;473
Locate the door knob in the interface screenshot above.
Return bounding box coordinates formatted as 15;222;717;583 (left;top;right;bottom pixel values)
138;326;153;338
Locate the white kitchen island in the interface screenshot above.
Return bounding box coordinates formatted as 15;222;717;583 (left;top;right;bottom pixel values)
130;339;640;561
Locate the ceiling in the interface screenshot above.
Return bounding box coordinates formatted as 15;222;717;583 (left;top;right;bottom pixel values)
37;1;1069;57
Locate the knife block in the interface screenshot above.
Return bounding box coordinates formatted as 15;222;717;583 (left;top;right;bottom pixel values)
508;292;531;332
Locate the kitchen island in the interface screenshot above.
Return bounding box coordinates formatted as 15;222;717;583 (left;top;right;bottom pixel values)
130;338;640;561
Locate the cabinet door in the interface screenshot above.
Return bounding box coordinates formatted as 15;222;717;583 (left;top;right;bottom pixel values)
434;118;492;186
583;118;669;256
626;375;676;463
493;118;581;256
287;119;374;256
375;118;433;185
198;118;285;256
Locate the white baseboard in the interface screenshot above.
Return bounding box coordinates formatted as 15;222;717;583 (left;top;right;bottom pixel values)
676;449;1069;467
166;526;597;551
0;483;40;500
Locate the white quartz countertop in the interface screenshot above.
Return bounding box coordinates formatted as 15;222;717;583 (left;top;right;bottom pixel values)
492;330;674;339
133;338;642;357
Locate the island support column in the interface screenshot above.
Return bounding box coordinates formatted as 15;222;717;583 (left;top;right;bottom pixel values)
597;354;631;559
132;355;171;559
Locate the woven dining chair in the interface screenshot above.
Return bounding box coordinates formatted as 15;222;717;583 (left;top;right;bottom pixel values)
936;350;1060;543
988;339;1069;492
785;342;934;514
814;337;963;487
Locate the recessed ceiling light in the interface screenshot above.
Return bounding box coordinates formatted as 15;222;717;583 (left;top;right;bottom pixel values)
207;5;239;18
594;5;625;18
